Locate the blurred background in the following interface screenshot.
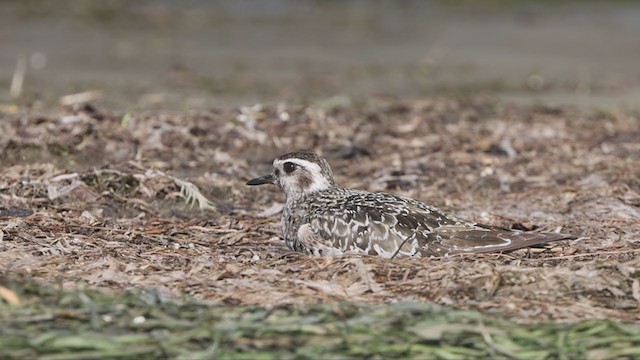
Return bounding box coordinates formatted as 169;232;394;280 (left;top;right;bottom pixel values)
1;0;639;111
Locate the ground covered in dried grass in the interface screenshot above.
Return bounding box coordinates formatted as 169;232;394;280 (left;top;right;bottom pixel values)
1;97;639;357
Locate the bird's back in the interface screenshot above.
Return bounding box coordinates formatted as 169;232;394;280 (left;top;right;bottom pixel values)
286;188;569;257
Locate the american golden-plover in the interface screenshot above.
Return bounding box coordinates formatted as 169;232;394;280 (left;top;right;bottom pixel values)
247;151;571;258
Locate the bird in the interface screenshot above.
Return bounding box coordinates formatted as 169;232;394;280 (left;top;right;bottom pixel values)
247;150;572;258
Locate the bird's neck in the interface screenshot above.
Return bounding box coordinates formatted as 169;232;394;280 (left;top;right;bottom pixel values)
284;185;334;204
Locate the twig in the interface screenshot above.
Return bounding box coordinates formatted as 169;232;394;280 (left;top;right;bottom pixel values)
10;55;27;99
519;248;640;261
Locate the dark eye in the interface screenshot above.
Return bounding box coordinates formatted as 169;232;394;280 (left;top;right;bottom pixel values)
283;162;296;174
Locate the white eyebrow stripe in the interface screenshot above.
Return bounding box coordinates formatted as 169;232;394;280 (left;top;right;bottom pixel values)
275;158;322;173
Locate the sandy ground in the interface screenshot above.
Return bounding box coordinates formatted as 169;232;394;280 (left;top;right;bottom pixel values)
1;97;639;324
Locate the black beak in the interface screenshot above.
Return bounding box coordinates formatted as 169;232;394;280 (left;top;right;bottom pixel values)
246;174;275;186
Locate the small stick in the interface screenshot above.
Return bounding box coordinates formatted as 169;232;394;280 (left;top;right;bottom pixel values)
10;55;27;99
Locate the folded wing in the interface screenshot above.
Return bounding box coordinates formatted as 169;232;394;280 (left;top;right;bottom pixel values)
304;191;571;258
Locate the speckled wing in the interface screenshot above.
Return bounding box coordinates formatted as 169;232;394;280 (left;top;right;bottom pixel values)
302;190;569;258
303;191;466;258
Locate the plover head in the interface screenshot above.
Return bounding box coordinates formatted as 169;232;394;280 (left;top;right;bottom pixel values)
247;151;336;199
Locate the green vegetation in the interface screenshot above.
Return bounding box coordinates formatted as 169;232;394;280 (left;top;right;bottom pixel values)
2;276;638;359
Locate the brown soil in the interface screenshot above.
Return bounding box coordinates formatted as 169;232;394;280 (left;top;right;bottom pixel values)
1;97;639;323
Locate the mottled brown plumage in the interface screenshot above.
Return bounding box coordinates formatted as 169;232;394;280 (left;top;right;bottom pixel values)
247;151;572;258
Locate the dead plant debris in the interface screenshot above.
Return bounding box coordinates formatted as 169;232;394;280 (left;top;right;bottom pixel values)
1;98;639;329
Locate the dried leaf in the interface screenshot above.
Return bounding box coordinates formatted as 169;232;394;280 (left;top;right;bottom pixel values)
257;202;284;217
632;280;640;304
0;286;21;305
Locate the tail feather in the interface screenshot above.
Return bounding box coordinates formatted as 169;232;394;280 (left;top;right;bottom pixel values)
467;231;572;254
423;225;573;256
